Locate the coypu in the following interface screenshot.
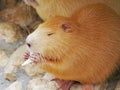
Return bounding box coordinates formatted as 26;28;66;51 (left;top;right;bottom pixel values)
24;3;120;90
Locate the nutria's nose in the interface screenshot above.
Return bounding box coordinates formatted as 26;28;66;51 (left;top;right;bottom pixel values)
27;43;31;48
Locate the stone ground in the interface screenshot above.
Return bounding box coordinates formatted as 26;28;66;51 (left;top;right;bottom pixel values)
0;39;30;90
0;65;31;90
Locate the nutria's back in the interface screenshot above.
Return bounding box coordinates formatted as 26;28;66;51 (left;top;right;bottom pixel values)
24;0;120;20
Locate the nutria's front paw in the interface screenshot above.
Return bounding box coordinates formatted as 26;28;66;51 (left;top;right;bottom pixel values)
30;53;40;64
52;79;74;90
23;51;30;60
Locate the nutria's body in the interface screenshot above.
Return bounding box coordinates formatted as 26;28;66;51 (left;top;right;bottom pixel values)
24;0;120;21
26;4;120;85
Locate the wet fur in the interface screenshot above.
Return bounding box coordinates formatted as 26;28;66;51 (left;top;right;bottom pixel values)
26;4;120;84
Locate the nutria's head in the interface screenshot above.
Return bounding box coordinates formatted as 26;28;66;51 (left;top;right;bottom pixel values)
26;16;80;62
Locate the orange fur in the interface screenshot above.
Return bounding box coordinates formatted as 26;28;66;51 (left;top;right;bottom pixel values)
26;3;120;84
24;0;120;20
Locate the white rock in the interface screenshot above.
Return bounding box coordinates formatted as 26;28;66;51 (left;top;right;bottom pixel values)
22;64;45;77
116;80;120;90
0;50;9;66
5;81;22;90
43;73;55;81
4;45;26;75
27;77;59;90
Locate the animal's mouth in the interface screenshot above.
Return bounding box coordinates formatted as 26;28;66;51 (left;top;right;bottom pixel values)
22;51;60;66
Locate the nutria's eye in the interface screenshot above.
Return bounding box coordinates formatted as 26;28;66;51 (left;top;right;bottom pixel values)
47;33;54;36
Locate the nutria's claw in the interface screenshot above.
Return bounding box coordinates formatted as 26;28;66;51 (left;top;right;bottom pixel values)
30;53;40;64
23;51;30;60
52;78;74;90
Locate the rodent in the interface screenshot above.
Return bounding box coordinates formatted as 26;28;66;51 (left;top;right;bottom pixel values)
24;0;120;21
25;3;120;90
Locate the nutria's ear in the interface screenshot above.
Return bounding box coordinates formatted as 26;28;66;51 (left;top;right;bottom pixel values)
61;23;72;33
